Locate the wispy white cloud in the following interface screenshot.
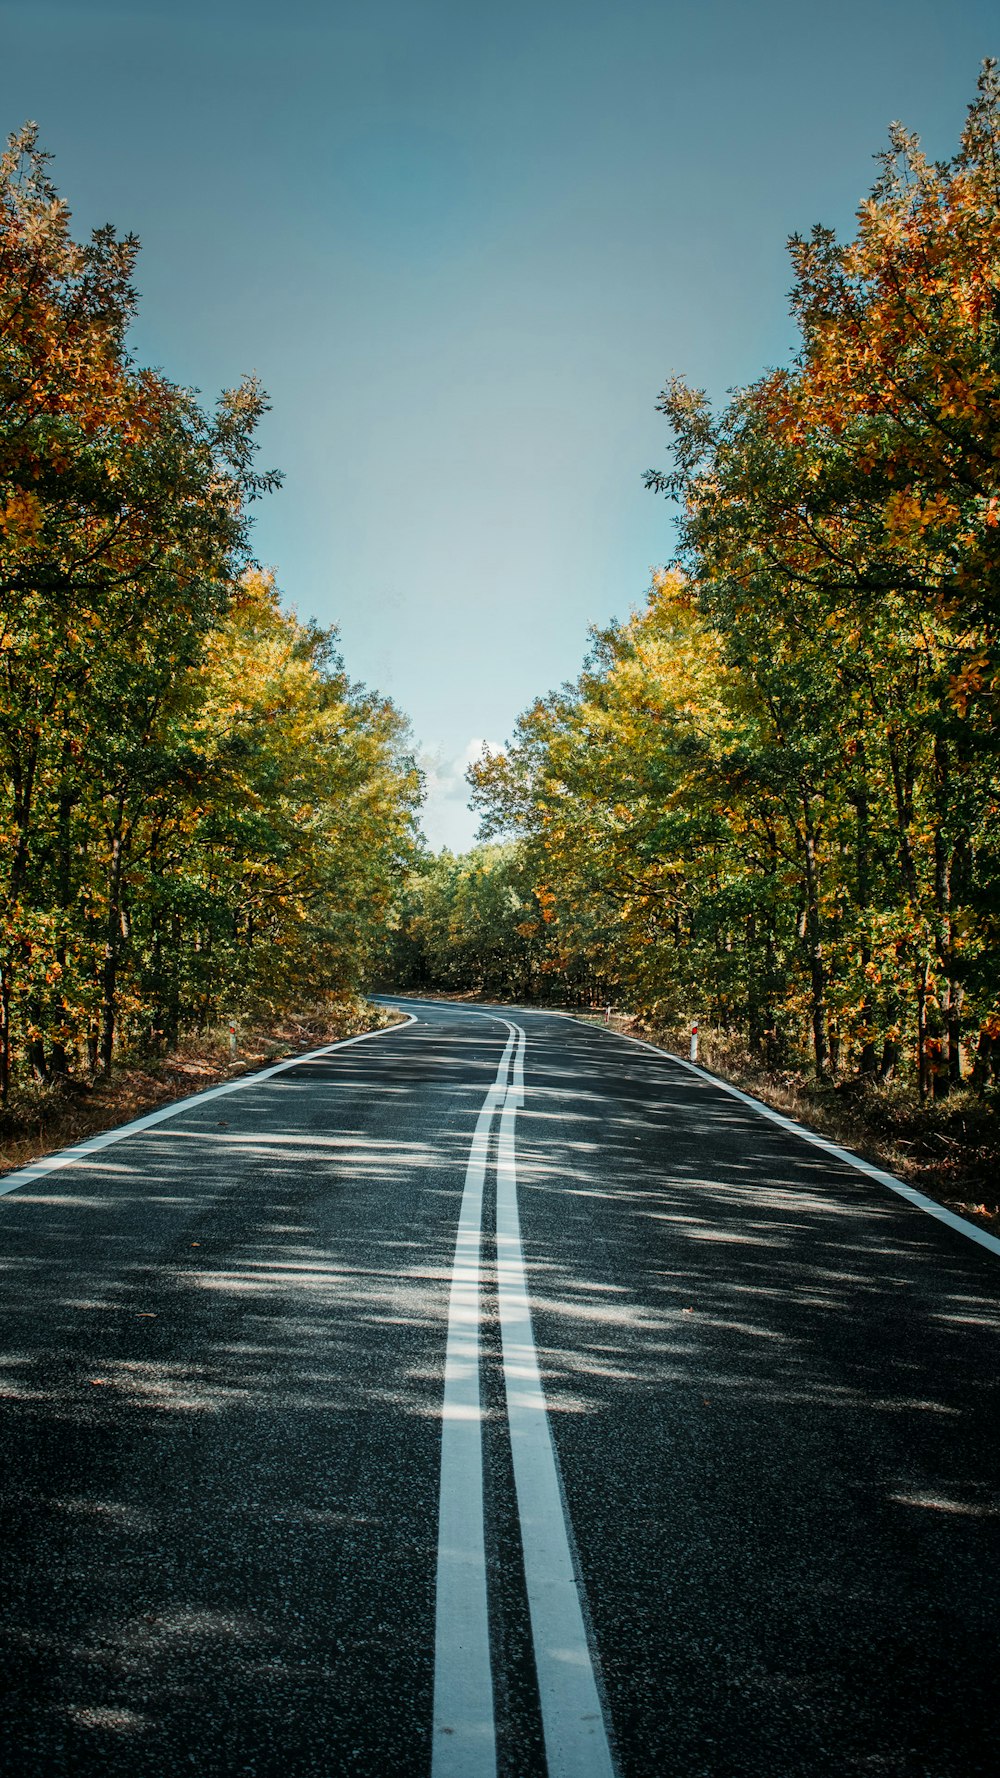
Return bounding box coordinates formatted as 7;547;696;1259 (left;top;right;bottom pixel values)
418;736;501;852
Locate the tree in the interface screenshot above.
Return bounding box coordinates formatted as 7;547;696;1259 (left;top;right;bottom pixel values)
643;65;1000;1088
1;129;419;1091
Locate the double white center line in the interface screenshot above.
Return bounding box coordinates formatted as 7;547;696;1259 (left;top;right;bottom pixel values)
432;1019;616;1778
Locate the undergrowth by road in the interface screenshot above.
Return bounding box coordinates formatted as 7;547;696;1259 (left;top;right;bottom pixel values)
0;996;405;1180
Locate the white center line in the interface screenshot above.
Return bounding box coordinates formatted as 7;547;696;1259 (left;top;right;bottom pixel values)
431;1029;514;1778
496;1024;618;1778
433;1012;617;1777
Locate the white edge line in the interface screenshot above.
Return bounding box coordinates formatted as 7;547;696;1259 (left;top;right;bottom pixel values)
562;1015;1000;1261
0;1013;419;1198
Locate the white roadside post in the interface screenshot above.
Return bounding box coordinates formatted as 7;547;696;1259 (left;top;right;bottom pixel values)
689;1020;699;1063
228;1018;237;1058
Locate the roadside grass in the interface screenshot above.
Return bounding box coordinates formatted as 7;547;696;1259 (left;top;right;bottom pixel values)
0;995;405;1180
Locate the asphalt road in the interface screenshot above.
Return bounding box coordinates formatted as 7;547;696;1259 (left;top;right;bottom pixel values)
1;997;998;1777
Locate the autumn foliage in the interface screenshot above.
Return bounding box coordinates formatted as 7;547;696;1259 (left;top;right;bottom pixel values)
0;127;419;1094
464;64;1000;1095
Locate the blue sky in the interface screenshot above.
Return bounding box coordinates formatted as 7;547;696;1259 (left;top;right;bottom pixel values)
2;1;996;844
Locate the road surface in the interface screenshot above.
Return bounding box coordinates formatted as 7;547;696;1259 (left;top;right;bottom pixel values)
1;997;997;1776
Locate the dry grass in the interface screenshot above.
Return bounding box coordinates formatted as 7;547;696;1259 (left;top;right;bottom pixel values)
0;996;405;1180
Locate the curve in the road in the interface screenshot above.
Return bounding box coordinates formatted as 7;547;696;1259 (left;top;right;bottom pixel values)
432;1011;616;1778
2;995;998;1778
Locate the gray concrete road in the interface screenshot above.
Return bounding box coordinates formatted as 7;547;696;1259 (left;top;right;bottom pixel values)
1;998;998;1776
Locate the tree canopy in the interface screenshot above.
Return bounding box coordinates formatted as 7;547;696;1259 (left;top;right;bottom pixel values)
462;64;1000;1095
0;126;420;1092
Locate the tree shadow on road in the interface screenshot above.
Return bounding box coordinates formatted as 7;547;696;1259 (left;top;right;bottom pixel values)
0;1027;493;1778
515;1020;1000;1778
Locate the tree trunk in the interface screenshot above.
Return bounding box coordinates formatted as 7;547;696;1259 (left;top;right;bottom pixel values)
163;912;181;1048
887;731;936;1098
931;737;964;1092
916;960;931;1101
0;736;40;1096
7;741;38;905
800;790;829;1079
851;748;878;1075
947;982;964;1089
0;974;11;1100
99;799;128;1076
50;759;77;1076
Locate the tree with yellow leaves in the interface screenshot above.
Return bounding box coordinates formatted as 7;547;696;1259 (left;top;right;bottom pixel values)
1;130;420;1092
466;65;1000;1094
